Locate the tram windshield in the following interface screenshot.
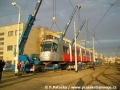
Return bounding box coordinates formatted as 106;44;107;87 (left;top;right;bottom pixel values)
41;41;58;52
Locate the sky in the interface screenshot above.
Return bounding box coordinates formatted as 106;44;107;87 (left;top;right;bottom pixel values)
0;0;120;57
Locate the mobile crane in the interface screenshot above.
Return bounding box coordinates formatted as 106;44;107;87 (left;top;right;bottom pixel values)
59;6;81;41
15;0;43;72
71;19;86;45
40;5;81;70
67;19;86;70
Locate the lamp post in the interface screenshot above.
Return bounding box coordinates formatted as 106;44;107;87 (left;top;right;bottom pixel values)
11;2;21;75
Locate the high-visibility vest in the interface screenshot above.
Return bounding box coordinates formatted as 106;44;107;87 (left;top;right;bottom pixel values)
17;62;21;69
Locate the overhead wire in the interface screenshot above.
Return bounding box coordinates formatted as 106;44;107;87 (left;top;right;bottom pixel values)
92;0;119;49
69;0;83;22
69;0;93;48
77;8;92;48
86;20;92;48
21;0;29;20
93;0;119;32
0;0;28;22
69;0;104;49
69;0;119;49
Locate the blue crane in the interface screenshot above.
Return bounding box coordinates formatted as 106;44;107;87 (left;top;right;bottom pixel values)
71;19;86;45
19;0;42;55
59;6;81;41
16;0;42;65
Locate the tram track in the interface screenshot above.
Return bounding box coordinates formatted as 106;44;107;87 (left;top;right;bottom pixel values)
103;73;120;81
0;70;72;88
1;67;95;88
85;67;110;86
1;65;119;90
1;65;114;89
61;66;109;86
85;67;109;86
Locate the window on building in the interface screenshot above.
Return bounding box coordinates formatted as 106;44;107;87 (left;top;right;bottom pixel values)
14;45;16;51
0;47;3;50
8;31;13;36
0;32;4;36
14;45;16;49
15;30;17;36
0;38;4;41
0;56;3;59
0;42;4;45
0;52;3;55
15;30;22;36
7;45;13;51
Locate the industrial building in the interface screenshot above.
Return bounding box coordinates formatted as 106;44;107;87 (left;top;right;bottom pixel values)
0;23;50;64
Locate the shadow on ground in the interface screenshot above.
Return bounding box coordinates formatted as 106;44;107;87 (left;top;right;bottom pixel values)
76;78;85;90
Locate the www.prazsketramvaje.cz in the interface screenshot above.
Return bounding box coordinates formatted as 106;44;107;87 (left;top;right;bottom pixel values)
45;85;117;90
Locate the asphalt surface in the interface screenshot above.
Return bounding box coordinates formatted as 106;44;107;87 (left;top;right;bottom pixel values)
0;63;120;90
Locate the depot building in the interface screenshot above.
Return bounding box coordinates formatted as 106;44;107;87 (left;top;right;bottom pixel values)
0;23;51;64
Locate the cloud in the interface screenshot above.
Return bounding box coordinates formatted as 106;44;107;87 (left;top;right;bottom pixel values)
0;0;120;57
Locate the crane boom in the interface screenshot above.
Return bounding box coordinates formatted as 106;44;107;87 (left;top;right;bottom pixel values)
19;0;42;55
71;19;86;45
59;5;81;41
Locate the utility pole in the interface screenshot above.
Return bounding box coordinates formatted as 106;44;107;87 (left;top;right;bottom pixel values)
93;35;95;62
74;21;77;72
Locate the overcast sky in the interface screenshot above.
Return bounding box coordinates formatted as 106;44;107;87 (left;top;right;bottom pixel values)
0;0;120;57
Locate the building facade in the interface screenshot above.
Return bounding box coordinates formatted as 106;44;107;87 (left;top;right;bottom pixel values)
0;23;24;63
0;23;50;64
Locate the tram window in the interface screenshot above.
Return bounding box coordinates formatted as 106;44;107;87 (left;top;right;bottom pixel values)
77;52;80;56
63;46;68;54
72;50;75;56
46;35;53;39
72;50;79;56
52;43;58;52
82;50;85;55
41;41;52;51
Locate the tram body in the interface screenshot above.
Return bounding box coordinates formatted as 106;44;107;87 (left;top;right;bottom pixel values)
40;39;63;62
40;39;92;65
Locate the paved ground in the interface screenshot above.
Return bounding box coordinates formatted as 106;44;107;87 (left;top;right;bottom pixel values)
0;64;120;90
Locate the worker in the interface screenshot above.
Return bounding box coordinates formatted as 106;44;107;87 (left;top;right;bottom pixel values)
17;61;21;76
0;59;5;82
21;62;25;72
25;62;30;74
91;61;95;70
77;62;82;72
87;61;95;70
